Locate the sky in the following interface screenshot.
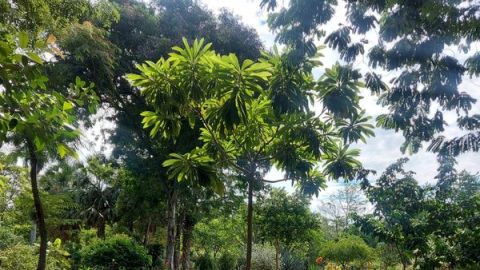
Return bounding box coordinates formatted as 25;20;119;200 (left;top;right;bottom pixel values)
195;0;480;208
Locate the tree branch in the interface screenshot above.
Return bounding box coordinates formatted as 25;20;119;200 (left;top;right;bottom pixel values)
261;178;289;183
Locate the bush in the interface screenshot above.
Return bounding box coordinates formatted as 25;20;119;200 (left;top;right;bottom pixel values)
320;235;373;269
80;235;151;270
196;253;215;270
0;244;37;270
146;243;164;267
281;250;305;270
250;245;276;270
0;240;70;270
217;252;237;270
0;227;24;249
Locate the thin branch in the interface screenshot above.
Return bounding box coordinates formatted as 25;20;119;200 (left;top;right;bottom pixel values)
193;106;249;175
261;178;290;183
253;125;279;162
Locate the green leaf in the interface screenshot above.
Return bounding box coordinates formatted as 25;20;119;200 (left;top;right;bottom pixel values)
34;136;45;151
19;32;28;48
27;52;43;64
57;144;68;158
27;52;43;65
63;101;74;111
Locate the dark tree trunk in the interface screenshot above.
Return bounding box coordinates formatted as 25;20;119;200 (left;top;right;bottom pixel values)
165;185;178;270
180;215;195;270
246;179;254;270
97;217;106;239
174;212;184;270
28;142;47;270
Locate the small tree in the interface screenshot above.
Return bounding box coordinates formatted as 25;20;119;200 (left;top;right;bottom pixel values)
0;31;98;270
320;235;373;270
257;188;318;270
356;158;428;269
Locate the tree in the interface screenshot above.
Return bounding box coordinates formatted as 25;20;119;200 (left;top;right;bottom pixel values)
256;188;318;270
128;38;372;270
355;159;428;269
320;235;373;270
67;2;268;268
0;30;98;270
260;0;480;155
320;181;367;236
423;156;480;268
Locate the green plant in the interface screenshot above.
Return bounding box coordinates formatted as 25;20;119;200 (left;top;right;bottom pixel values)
196;253;215;270
0;227;24;249
250;245;276;270
80;235;151;269
280;250;304;270
0;240;70;270
217;253;237;270
320;235;373;270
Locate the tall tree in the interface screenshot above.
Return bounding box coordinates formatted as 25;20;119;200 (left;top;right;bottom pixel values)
261;0;480;155
128;38;372;270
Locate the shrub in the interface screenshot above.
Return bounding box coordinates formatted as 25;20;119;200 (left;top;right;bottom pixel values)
320;235;373;269
217;252;237;270
146;243;164;267
281;250;305;270
0;227;24;249
80;235;151;270
0;244;37;270
251;245;276;270
196;253;215;270
0;240;70;270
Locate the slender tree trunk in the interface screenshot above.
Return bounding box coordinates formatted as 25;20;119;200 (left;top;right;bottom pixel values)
97;217;106;239
174;212;184;270
28;142;47;270
275;239;280;270
165;185;178;270
246;179;254;270
143;216;151;246
29;220;37;245
180;214;195;270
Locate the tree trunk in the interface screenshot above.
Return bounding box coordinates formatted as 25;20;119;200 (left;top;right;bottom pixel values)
180;215;195;270
28;142;47;270
274;239;280;270
181;215;196;270
29;220;37;245
165;185;178;270
174;212;184;270
246;179;254;270
143;216;151;246
97;217;106;239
